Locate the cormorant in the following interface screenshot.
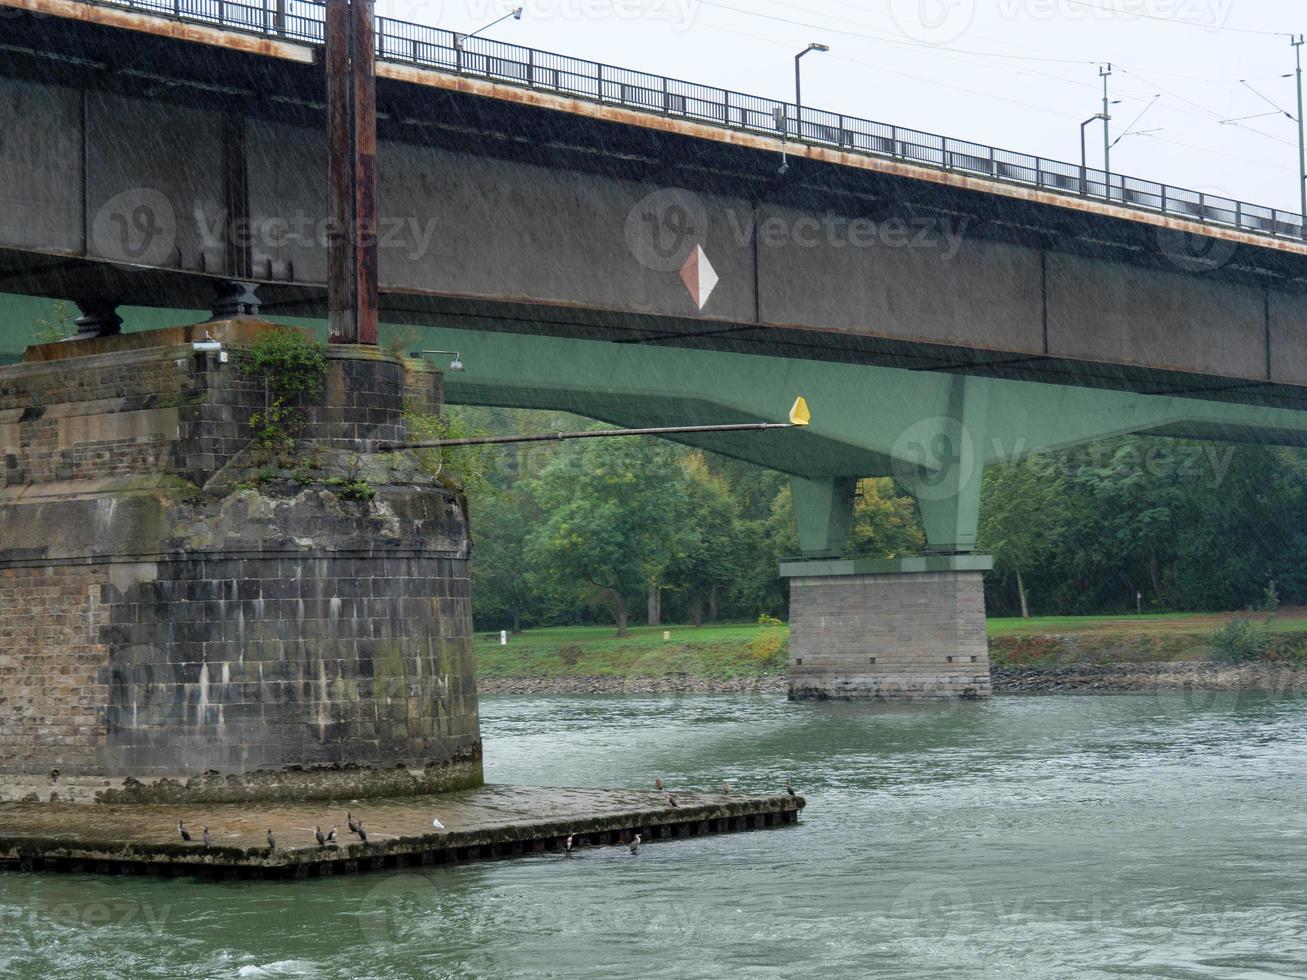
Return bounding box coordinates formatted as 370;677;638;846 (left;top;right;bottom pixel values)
266;829;277;850
667;794;679;808
655;777;663;791
315;826;326;847
178;820;192;842
356;821;368;843
347;812;360;835
629;834;642;855
202;826;212;848
786;781;797;798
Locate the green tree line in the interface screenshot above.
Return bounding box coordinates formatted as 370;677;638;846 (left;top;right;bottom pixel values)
440;409;1307;630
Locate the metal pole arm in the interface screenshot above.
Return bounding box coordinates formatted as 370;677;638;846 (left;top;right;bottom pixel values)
380;420;799;452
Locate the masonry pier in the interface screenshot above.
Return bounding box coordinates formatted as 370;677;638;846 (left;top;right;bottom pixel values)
782;556;992;701
0;320;481;803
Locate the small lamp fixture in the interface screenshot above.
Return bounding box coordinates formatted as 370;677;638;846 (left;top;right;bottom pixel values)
410;349;465;372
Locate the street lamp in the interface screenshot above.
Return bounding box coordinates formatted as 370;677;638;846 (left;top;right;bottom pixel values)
1293;35;1306;236
1079;113;1106;196
794;42;830;138
454;6;524;69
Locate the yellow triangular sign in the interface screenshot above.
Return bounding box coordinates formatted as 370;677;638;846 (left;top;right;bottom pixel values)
788;396;811;427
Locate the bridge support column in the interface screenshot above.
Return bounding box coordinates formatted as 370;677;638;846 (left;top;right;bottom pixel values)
784;375;993;700
782;554;993;700
791;475;857;558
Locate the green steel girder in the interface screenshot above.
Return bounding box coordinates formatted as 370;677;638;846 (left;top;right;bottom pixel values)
423;325;1307;555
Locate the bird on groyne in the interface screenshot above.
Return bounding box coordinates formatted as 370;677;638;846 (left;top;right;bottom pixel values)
315;826;326;847
356;821;368;843
202;826;212;848
347;812;360;835
722;782;730;796
629;834;642;855
785;781;796;798
564;834;575;855
178;820;192;842
667;794;679;808
266;829;277;850
326;826;338;843
431;818;446;831
654;777;664;791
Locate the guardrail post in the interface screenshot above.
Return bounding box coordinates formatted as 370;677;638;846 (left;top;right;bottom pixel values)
1035;156;1043;187
1235;200;1242;229
1161;185;1167;214
1199;191;1206;222
597;63;605;100
528;48;534;86
890;125;898;158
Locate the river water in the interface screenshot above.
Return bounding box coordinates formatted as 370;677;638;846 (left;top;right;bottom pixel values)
4;691;1307;979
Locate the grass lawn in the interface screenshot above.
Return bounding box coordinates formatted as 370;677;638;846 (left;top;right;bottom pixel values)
477;609;1307;677
988;608;1307;637
474;622;787;679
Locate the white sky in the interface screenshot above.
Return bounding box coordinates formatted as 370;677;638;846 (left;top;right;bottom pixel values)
374;0;1307;214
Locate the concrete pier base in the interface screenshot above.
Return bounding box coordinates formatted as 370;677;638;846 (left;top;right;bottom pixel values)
782;555;993;701
0;785;804;880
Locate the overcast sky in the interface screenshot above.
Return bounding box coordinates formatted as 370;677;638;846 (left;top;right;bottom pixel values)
373;0;1307;215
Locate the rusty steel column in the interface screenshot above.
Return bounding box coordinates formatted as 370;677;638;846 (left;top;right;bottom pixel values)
325;0;379;345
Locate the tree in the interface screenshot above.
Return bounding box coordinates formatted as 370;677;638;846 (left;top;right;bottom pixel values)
851;478;924;557
524;440;699;635
978;454;1069;618
663;453;743;625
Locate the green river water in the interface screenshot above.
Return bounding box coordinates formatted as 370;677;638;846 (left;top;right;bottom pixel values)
3;691;1307;979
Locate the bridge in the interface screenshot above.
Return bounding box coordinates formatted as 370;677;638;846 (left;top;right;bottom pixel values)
4;0;1307;700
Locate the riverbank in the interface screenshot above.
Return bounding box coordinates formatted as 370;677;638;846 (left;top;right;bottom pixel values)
476;617;1307;695
479;663;1307;695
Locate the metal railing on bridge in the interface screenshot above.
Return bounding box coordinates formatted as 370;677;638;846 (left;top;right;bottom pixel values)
74;0;1307;243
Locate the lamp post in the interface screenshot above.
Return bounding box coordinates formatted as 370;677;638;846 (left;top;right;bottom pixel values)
1080;113;1105;196
1293;35;1306;236
1099;63;1114;200
454;6;523;70
794;42;830;138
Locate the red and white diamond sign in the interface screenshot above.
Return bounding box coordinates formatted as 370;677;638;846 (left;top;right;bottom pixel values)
678;244;718;310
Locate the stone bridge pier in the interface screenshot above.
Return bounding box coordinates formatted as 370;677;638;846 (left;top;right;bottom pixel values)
0;320;482;802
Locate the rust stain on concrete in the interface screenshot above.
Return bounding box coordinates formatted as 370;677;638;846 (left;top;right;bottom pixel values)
376;63;1307;260
0;0;315;62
